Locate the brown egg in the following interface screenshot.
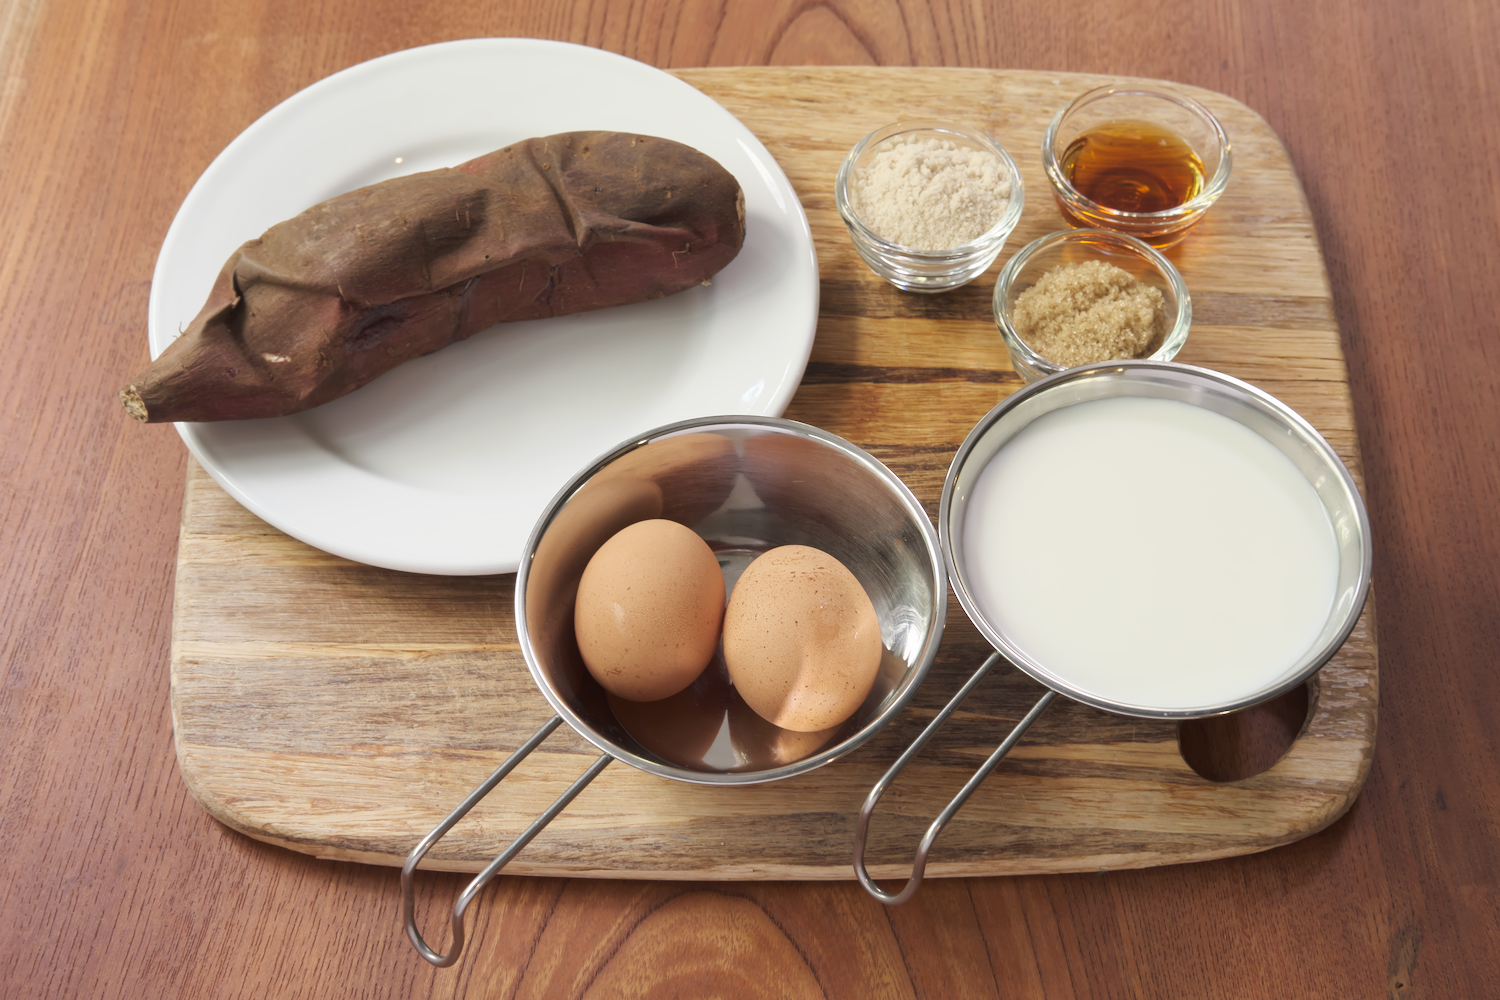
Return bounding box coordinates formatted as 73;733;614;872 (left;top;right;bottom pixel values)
574;519;726;702
722;545;884;732
526;474;664;659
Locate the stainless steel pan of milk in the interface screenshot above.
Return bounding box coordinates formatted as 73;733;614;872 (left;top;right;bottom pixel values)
853;360;1372;904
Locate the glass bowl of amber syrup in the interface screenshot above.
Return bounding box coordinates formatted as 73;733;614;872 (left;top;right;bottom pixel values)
1043;85;1232;249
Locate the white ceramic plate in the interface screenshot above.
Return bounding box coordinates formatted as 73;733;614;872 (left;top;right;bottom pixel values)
149;39;818;575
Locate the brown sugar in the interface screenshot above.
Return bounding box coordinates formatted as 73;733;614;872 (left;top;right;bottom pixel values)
1010;260;1168;367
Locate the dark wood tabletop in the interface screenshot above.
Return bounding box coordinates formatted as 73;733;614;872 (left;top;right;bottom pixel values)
3;2;1496;997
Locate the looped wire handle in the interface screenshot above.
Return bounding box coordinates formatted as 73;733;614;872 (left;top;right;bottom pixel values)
402;714;613;966
853;651;1058;905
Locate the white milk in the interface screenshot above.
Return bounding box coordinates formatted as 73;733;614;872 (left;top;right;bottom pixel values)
961;395;1339;710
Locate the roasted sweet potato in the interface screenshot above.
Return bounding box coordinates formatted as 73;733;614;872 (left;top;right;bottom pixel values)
121;132;745;422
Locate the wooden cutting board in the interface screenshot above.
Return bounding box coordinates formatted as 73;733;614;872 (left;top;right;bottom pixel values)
169;67;1376;880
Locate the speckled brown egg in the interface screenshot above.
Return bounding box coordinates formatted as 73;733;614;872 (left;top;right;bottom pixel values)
574;519;725;702
722;544;883;732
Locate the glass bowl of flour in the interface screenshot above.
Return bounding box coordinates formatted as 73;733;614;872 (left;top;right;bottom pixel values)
836;120;1025;292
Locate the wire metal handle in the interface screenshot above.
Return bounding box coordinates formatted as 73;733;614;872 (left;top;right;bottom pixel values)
402;714;613;966
853;651;1058;905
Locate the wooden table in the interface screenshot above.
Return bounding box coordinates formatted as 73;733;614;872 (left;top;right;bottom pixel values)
2;2;1496;997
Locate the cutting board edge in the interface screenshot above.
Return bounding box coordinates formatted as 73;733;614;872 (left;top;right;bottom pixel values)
166;65;1379;880
205;813;1334;881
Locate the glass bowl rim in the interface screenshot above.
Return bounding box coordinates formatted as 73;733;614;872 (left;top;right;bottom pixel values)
1042;84;1234;221
992;228;1193;377
836;118;1027;258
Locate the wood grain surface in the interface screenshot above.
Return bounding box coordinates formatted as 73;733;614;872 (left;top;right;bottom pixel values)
3;2;1497;998
168;67;1377;881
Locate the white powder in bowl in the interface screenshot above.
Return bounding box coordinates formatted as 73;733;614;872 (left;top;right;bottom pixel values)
850;134;1010;251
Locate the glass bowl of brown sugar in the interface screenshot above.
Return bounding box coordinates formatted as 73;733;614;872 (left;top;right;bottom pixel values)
1043;85;1232;249
994;229;1192;383
836;120;1025;293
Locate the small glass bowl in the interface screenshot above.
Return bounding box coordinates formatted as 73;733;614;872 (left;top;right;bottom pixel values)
994;229;1192;383
836;120;1025;293
1043;85;1231;249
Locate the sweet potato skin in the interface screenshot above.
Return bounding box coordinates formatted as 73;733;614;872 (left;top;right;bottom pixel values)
122;132;745;422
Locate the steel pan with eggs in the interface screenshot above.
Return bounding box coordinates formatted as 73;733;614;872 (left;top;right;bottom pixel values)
853;361;1372;905
402;416;947;966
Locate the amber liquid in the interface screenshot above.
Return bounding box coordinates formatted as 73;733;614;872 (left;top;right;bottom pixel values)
1060;120;1206;214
